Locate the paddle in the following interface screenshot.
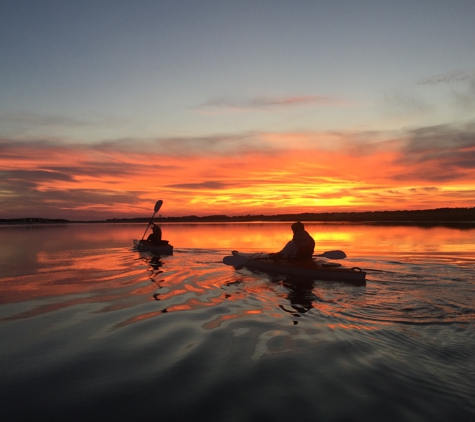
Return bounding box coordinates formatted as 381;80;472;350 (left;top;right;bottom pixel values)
223;249;347;266
314;250;346;259
137;200;163;250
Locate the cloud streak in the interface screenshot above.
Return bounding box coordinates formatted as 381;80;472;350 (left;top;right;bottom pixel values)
417;69;475;85
195;95;348;112
0;113;101;128
417;69;475;111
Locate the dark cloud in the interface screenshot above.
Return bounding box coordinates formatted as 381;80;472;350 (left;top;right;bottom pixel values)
149;132;267;156
166;181;228;190
0;129;328;159
196;95;345;111
0;177;38;191
1;169;75;182
0;138;57;152
391;122;475;182
62;132;266;157
0;170;76;199
393;168;467;182
0;186;150;220
44;163;141;178
403;122;475;155
417;69;475;110
417;70;475;85
0;112;122;130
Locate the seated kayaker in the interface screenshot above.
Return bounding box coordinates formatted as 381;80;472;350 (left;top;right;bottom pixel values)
146;224;169;245
269;221;315;261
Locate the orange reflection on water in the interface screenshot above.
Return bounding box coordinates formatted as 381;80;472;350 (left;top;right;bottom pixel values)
185;285;206;293
157;289;189;301
167;304;192;312
115;309;166;328
6;222;472;255
327;323;381;332
202;309;268;330
162;222;475;255
2;222;475;328
245;310;263;315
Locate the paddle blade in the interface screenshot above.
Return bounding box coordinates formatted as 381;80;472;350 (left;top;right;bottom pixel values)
223;254;249;267
154;200;163;213
315;250;347;259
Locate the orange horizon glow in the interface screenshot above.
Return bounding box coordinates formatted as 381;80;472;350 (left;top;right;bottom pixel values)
1;127;475;220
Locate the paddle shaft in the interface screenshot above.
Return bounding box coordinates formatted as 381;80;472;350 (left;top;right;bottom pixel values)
138;200;163;250
139;211;157;243
224;249;347;266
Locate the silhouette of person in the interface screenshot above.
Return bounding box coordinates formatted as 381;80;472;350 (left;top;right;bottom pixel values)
270;221;315;261
146;224;167;245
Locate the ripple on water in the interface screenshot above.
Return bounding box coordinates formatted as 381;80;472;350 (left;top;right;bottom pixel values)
1;245;475;421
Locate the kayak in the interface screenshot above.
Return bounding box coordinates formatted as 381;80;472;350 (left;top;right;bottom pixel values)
224;251;366;285
133;239;173;255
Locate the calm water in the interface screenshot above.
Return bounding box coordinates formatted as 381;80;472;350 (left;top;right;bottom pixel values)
1;222;474;421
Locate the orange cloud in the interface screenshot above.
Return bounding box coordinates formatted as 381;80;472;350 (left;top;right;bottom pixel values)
1;122;475;219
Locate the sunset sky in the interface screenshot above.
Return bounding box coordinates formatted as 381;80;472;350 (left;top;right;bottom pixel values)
1;1;475;220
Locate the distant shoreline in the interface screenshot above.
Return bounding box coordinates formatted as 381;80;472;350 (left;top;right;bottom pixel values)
1;207;474;227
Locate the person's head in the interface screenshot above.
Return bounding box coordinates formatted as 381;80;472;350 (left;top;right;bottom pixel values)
152;224;161;232
291;221;305;233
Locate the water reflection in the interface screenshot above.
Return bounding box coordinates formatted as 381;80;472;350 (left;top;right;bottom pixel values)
1;223;475;422
1;222;475;327
165;222;475;254
278;278;316;322
2;222;475;267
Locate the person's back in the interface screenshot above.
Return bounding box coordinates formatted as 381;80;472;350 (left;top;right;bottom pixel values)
147;225;167;245
292;228;315;260
271;221;315;261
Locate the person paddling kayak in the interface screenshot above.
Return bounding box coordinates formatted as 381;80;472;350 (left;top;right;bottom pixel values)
146;224;169;246
270;221;315;261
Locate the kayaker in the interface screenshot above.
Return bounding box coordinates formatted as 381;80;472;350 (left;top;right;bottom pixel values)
270;221;315;261
147;224;167;245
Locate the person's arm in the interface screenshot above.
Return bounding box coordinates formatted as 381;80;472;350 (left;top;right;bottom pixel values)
280;240;298;258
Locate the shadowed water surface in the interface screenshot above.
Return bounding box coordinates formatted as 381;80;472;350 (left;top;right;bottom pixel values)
1;223;474;421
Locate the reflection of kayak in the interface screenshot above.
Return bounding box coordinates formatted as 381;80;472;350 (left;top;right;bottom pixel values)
133;239;173;255
224;251;366;285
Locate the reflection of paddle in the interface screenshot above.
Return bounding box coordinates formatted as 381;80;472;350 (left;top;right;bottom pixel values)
223;250;347;266
137;200;163;251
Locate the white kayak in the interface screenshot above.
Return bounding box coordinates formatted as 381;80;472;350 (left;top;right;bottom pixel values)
223;251;366;285
133;239;173;255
